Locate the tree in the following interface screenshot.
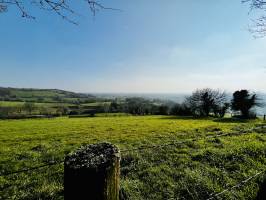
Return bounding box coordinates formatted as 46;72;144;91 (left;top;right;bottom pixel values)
56;105;69;115
213;102;230;118
0;88;11;98
0;106;15;118
231;90;261;118
0;1;116;24
186;88;228;117
243;0;266;37
124;97;151;115
53;95;63;102
170;103;193;116
102;102;110;114
23;102;35;114
110;101;119;113
158;105;169;115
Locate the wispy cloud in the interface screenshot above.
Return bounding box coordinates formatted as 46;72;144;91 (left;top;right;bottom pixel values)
86;34;266;93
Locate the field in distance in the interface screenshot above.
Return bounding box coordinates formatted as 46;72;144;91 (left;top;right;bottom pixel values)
0;115;265;199
0;87;95;103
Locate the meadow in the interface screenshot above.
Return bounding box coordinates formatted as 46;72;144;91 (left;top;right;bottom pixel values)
0;115;265;199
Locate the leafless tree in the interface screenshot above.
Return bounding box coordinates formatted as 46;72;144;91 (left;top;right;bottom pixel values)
0;0;117;24
243;0;266;37
186;88;229;117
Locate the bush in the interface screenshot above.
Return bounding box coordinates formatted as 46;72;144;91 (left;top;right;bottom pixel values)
170;103;192;116
68;110;79;115
157;105;169;115
23;102;36;114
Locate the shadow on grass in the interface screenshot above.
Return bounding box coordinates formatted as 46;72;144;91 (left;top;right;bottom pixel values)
212;117;250;123
159;116;212;121
160;115;252;123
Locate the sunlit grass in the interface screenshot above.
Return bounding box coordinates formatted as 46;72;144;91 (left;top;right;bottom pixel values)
0;116;265;199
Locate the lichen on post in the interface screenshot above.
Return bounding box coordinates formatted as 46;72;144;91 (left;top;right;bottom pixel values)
64;142;120;200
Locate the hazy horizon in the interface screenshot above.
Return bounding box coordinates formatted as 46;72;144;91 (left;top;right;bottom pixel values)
1;85;266;95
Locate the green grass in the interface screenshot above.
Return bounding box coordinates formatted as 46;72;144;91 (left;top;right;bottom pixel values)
0;100;110;109
0;101;72;107
1;87;95;104
0;101;25;107
8;88;79;99
0;116;265;199
81;102;111;106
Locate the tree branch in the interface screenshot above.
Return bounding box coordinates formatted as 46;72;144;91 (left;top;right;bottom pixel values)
0;0;119;24
243;0;266;37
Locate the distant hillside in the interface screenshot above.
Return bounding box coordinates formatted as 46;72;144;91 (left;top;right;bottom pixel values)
0;87;95;103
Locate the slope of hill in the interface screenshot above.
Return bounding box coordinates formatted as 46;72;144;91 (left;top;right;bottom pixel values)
0;87;95;103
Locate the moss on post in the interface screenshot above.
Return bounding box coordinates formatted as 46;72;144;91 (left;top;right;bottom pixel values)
64;142;120;200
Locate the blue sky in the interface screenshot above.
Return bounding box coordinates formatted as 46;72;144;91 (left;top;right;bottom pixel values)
0;0;265;93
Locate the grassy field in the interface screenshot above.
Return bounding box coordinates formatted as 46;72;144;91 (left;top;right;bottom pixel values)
0;101;107;116
0;101;73;107
0;116;265;199
0;87;95;104
0;100;108;109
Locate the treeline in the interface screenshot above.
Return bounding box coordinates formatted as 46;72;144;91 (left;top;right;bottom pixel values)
106;88;263;119
0;102;66;119
108;98;172;115
0;88;264;120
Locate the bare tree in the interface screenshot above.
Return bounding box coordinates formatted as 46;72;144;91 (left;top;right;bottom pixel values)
243;0;266;37
186;88;229;117
0;0;117;24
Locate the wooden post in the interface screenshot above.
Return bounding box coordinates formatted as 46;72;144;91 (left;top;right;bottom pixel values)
264;115;265;121
64;142;120;200
256;175;266;200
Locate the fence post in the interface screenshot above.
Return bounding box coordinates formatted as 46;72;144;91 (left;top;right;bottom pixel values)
264;115;265;121
256;175;266;200
64;142;120;200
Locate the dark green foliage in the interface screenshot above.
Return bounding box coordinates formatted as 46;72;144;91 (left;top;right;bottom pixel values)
0;88;11;98
56;105;69;116
110;101;119;112
68;110;80;115
23;102;35;114
125;98;151;115
231;90;261;119
52;96;63;102
157;105;169;115
231;90;260;119
170;103;193;116
108;98;171;116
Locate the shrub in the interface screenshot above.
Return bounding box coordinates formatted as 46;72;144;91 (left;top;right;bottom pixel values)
170;103;192;116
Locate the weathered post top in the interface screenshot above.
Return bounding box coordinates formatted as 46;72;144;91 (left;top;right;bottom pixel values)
64;142;120;200
65;142;120;170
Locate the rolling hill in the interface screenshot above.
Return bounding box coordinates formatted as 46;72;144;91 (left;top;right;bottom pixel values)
0;87;95;103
